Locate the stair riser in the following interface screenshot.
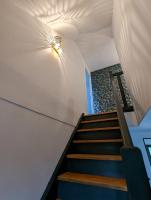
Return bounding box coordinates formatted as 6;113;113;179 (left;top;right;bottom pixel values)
79;120;119;129
83;113;117;121
58;182;128;200
75;130;122;140
64;159;125;178
69;143;123;155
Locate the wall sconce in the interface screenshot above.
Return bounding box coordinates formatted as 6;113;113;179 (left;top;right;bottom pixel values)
50;36;62;55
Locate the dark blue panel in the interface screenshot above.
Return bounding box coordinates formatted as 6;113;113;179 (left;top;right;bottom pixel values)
58;182;128;200
64;159;125;178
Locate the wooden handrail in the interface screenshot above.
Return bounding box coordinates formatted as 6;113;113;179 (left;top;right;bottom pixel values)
112;71;134;112
109;72;133;147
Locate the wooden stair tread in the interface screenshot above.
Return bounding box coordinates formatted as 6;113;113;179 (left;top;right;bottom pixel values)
73;139;123;144
81;117;118;124
57;172;127;191
66;154;122;161
85;111;117;117
77;126;120;132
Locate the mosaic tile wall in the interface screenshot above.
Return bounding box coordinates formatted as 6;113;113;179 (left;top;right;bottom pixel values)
91;64;133;113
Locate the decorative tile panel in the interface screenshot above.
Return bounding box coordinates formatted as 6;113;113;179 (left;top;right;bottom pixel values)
91;64;132;113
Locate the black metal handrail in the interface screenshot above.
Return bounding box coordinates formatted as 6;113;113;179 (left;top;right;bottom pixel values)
109;72;133;147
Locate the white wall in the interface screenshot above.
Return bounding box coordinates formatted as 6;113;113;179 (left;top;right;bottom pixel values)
0;1;87;199
113;0;151;122
0;99;74;200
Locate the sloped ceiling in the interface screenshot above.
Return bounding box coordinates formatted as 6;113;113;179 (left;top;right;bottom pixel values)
15;0;119;71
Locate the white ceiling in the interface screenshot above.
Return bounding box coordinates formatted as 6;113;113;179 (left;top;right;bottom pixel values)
77;27;119;71
15;0;119;71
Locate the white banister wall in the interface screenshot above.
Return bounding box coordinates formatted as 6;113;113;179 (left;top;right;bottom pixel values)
113;0;151;122
0;1;87;199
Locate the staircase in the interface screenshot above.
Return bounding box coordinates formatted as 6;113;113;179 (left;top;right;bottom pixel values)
42;73;151;200
56;111;128;200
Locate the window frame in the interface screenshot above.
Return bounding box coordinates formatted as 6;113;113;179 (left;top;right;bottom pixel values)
143;138;151;166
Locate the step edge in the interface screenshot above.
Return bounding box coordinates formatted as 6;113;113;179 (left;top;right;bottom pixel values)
77;126;120;132
66;154;122;161
73;139;123;144
81;117;118;124
84;111;117;117
57;172;127;192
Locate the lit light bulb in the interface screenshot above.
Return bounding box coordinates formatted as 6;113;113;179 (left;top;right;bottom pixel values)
50;36;62;55
57;48;62;55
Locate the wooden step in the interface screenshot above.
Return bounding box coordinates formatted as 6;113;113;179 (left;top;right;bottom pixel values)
66;154;122;161
84;111;117;117
77;127;120;132
57;172;127;191
81;117;118;124
73;139;123;144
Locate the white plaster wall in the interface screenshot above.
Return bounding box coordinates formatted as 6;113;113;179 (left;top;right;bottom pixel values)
113;0;151;122
0;99;74;200
0;1;87;199
0;0;87;125
13;0;119;72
